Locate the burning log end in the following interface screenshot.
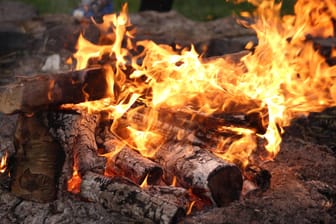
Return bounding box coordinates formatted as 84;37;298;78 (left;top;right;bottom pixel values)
154;143;243;207
0;67;108;114
207;164;243;207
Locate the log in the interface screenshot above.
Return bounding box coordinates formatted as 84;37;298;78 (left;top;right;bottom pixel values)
153;142;243;206
45;111;106;194
104;139;163;185
11;112;64;202
0;67;108;114
80;171;186;224
146;185;190;210
125;105;267;141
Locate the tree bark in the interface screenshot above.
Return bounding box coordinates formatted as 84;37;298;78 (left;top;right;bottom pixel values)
45;111;106;194
153;142;243;206
80;171;186;224
104;139;163;185
11;112;64;202
0;67;108;114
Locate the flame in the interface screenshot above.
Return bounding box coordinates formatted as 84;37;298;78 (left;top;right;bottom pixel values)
0;152;8;173
140;174;149;188
170;176;177;187
68;0;336;174
67;165;82;194
186;200;196;215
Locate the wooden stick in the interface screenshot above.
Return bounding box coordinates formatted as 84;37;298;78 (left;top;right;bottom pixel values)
80;171;186;224
0;67;108;114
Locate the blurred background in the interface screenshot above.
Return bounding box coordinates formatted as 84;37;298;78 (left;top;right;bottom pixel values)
12;0;296;21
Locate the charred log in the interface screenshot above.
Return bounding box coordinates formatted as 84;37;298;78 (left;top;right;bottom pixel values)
45;111;106;193
104;140;163;185
243;164;271;192
146;185;190;210
81;171;185;224
0;67;108;114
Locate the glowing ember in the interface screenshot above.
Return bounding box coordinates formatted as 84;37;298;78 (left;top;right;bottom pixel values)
0;152;8;174
140;174;149;188
67;167;81;194
68;0;336;180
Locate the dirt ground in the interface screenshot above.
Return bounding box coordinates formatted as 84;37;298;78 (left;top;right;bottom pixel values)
0;2;335;223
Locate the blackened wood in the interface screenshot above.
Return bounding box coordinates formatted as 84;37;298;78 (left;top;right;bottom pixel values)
11;112;63;202
0;67;108;114
243;164;271;192
104;140;163;185
153;142;243;206
45;111;106;193
146;185;190;210
81;171;185;224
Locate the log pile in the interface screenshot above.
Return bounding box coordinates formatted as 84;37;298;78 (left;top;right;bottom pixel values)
0;51;271;223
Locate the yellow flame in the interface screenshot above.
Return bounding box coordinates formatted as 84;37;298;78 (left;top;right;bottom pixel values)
0;152;8;173
140;174;149;188
68;0;336;169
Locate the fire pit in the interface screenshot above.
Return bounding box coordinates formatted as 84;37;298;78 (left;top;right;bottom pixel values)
0;0;335;223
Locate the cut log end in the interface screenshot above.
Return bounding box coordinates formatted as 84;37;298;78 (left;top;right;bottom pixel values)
207;165;243;206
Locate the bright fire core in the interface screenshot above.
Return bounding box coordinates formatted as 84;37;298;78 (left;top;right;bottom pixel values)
67;0;336;176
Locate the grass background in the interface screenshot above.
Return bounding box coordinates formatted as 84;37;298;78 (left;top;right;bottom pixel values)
11;0;296;21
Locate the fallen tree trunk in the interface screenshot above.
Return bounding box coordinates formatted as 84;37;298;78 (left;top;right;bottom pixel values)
153;142;243;207
81;171;186;224
0;67;108;114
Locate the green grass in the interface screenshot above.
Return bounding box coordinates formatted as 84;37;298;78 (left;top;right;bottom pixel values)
12;0;296;21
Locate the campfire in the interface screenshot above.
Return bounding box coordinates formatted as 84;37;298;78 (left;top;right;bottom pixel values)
0;0;336;223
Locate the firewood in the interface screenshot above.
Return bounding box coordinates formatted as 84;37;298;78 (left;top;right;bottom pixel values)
45;111;106;193
146;185;190;211
104;140;163;185
11;112;63;202
0;67;108;114
153;142;243;207
126;105;267;140
80;171;186;224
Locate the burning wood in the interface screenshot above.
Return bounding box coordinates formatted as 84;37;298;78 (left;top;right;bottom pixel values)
80;171;186;224
104;141;163;185
0;67;108;114
153;142;243;206
45;111;106;194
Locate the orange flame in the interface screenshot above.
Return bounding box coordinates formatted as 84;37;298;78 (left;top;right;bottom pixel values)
69;0;336;171
0;152;8;173
140;174;149;188
67;166;82;194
